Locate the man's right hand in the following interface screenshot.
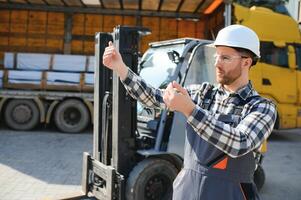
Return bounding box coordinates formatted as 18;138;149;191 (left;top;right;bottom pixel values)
103;41;128;80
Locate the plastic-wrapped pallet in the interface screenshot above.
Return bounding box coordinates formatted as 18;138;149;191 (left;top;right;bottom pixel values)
4;52;95;72
85;73;94;85
7;70;42;84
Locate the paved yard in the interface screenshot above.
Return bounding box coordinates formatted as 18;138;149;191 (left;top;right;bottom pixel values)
0;129;93;200
0;128;300;200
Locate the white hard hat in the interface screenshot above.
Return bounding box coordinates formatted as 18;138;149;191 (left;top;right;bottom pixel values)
214;24;260;58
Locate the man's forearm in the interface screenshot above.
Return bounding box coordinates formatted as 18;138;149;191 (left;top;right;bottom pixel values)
116;63;129;81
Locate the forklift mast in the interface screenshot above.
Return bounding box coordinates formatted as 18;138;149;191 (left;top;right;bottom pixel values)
82;26;150;200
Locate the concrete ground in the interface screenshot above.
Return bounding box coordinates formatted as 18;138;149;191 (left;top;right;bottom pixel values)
0;128;93;200
260;129;301;200
0;128;300;200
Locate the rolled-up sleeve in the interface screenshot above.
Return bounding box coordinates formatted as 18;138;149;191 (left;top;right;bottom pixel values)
121;68;166;109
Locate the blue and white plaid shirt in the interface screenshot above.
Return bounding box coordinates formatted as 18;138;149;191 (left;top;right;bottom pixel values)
122;68;277;158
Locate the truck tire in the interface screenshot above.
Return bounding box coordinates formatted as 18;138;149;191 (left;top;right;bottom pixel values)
5;99;39;131
54;99;89;133
254;165;265;191
126;158;178;200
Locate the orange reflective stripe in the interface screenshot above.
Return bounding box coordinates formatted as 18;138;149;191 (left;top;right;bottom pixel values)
213;157;228;170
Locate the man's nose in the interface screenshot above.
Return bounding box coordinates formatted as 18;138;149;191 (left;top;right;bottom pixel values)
214;58;223;68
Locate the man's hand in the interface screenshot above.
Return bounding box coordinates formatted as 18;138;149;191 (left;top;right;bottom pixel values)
163;81;195;117
103;41;128;80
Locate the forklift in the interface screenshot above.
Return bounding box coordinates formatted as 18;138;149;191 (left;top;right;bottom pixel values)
72;25;266;200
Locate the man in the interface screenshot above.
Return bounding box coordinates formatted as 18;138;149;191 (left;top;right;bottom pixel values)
103;24;277;200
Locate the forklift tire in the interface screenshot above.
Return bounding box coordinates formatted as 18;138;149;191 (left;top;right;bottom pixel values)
126;158;178;200
54;99;89;133
254;165;265;191
5;99;39;131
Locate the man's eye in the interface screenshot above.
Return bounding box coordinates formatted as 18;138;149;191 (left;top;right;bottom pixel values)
222;56;231;61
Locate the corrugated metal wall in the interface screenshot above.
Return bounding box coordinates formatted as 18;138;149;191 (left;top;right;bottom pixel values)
0;8;224;68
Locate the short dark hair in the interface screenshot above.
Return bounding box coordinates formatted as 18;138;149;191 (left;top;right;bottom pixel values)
233;47;259;66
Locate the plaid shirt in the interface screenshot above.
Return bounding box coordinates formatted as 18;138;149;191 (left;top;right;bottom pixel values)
122;68;277;158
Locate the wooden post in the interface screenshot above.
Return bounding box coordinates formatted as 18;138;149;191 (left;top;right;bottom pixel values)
63;13;73;54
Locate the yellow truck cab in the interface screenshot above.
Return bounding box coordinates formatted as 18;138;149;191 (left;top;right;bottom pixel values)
233;3;301;129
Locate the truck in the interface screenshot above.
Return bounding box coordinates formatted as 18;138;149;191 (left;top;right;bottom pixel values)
1;2;299;134
72;3;301;200
0;53;94;133
232;3;301;129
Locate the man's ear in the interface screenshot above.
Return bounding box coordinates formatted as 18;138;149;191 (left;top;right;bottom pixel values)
243;58;252;68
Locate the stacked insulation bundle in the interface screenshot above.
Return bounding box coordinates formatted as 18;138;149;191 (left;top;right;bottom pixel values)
1;53;95;92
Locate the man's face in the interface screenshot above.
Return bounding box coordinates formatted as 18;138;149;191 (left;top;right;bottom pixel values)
214;46;247;85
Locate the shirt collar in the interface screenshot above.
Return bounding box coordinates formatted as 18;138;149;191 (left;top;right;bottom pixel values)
217;81;254;100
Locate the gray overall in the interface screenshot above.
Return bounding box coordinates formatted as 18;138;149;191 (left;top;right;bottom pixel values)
172;88;261;200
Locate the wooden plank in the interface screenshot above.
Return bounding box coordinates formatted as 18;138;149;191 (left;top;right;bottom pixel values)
28;11;47;34
64;0;82;7
9;0;27;3
123;16;136;26
160;0;181;11
9;36;27;46
123;0;138;10
85;14;102;35
0;51;4;69
46;39;63;52
0;36;9;46
28;0;46;4
180;0;202;12
142;0;160;11
0;10;10;33
47;12;64;35
71;40;84;54
10;10;28;33
178;19;196;38
0;45;64;53
141;16;160;52
1;32;63;40
197;0;212;12
195;20;205;39
84;40;94;54
159;18;178;40
27;37;46;47
45;0;64;6
72;14;85;35
103;15;123;32
102;0;120;9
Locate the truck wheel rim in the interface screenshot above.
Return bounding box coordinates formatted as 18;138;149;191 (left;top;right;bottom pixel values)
63;107;81;125
12;104;32;124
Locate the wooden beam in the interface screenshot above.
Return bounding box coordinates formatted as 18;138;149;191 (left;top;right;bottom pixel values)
41;0;49;5
79;0;86;7
119;0;123;9
0;3;202;19
60;0;68;6
99;0;105;8
176;0;185;12
157;0;163;11
63;13;73;54
194;0;205;13
138;0;142;10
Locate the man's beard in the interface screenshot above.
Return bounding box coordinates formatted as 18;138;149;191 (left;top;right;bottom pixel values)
216;66;242;85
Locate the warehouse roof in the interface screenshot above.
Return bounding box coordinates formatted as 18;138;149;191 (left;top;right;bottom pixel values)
0;0;223;19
